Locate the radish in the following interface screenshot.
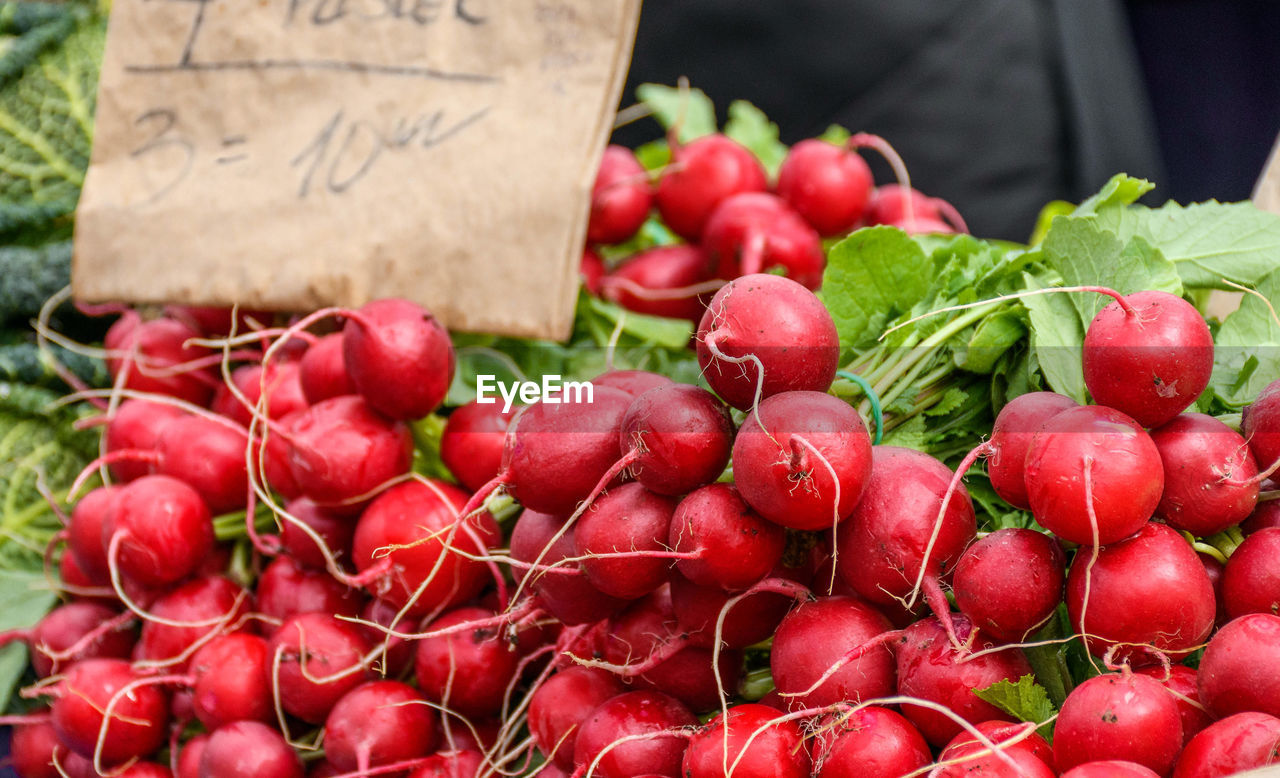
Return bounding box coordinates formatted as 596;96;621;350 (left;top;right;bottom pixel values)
895;614;1032;746
342;298;454;420
1023;405;1164;545
529;666;625;769
1172;712;1280;778
1065;522;1215;664
775;138;873;236
933;744;1055;778
323;680;438;772
1062;762;1160;778
654;134;767;242
1243;498;1280;534
104;475;213;589
211;362;308;426
1150;413;1258;534
50;658;169;765
1198;612;1280;719
2;602;134;678
176;734;207;778
260;409;304;500
592;369;672;398
103;401;183;483
285;395;414;512
357;598;416;677
1134;665;1213;746
588;145;653;245
268;612;372;724
668;483;785;590
732;390;872;531
66;487;122;583
696;274;839;411
571;689;696;778
153;414;250;515
814;706;931;778
1222;528;1280;619
866;184;943;226
703;192;826;289
104;314;216;406
668;570;793;650
414;606;521;719
953;528;1065;642
581;247;606;295
770;595;895;710
198;721;303;778
298;332;355;405
573;483;679;600
409;751;484;778
351;479;500;616
1243;379;1280;472
835;447;976;630
440;400;517;493
255;554;364;625
1082;290;1214;428
277;497;355;570
986;392;1078;509
601;244;716;322
189;633;273;729
509;508;627;625
133;576;250;669
1053;672;1184;775
10;718;67;778
682;703;811;778
165;305;272;337
617;383;734;496
940;720;1055;769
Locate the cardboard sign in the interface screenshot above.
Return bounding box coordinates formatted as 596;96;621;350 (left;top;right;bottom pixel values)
73;0;642;339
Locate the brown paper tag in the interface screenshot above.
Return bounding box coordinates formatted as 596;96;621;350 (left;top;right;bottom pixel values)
72;0;641;339
1254;131;1280;216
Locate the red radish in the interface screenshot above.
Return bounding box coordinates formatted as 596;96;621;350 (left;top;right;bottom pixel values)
104;314;216;406
414;606;521;719
1201;552;1230;627
509;508;627;625
617;383;734;496
776;138;873;236
58;549;110;595
1243;379;1280;472
66;486;122;581
1066;522;1215;664
1172;712;1280;778
134;575;251;669
601;244;715;322
732;391;872;531
696;274;839;411
10;718;67;778
1243;498;1280;534
836;447;976;624
189;633;273;729
260;409;304;499
669;483;784;590
103;401;183;483
1023;405;1164;545
631;643;742;713
1222;528;1280;619
165;305;272;337
814;706;931;778
588;145;653;244
1063;762;1160;778
177;735;208;778
351;479;500;616
572;690;696;778
298;333;355;405
682;703;810;778
50;658;169;765
1150;413;1258;535
5;602;135;678
669;571;793;650
932;743;1054;778
211;362;308;426
888;215;958;235
342;298;454;420
654;134;767;242
954;528;1065;642
770;596;895;710
940;720;1054;769
286;395;413;511
1135;665;1213;746
268;612;372;724
895;615;1032;746
409;751;484;778
255;554;364;625
278;497;355;570
529;666;626;769
105;475;213;588
703;192;826;289
323;680;438;772
1082;290;1214;428
357;598;416;677
581;247;606;295
111;763;173;777
866;184;943;226
153;414;250;515
440;400;517;493
1053;672;1184;775
199;721;303;778
986;392;1078;509
573;483;679;600
592;369;673;398
1198;612;1280;719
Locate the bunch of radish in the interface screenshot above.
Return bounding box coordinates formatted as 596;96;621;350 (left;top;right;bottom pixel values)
5;263;1280;778
582;133;967;324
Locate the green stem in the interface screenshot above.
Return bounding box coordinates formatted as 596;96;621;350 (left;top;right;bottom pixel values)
738;667;775;701
1191;541;1228;565
869;304;996;403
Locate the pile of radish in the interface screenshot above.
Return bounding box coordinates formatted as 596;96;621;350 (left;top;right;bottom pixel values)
3;248;1279;778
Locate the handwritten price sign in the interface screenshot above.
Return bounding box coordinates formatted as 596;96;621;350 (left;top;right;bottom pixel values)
74;0;641;339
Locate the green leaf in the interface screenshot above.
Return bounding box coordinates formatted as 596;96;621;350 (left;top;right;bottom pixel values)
822;226;932;350
1091;200;1280;288
1021;273;1087;403
954;309;1026;374
880;414;928;451
0;569;57;711
1028;200;1075;246
1211;268;1280;407
633;138;670;172
973;674;1058;741
635;83;716;144
723;100;787;178
816;124;850;146
1072;173;1155;216
584;296;693;350
409;414;454;483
